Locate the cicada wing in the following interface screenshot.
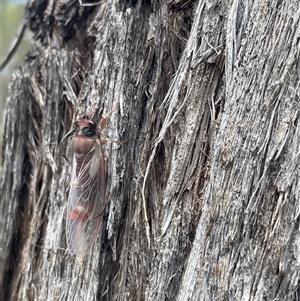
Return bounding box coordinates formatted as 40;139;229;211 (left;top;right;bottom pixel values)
66;144;107;257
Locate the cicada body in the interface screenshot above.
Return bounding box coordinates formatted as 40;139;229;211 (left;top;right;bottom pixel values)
66;115;107;258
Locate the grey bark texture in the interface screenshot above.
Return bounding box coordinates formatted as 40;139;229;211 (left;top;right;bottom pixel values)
1;0;300;300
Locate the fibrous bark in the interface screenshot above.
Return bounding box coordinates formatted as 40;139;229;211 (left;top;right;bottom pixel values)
1;0;300;300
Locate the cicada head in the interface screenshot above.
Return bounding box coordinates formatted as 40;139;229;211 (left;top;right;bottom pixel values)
73;115;99;155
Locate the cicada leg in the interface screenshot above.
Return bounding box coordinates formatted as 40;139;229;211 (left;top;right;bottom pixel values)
98;101;120;131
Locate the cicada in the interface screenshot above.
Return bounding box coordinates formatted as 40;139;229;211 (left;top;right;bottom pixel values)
66;105;117;258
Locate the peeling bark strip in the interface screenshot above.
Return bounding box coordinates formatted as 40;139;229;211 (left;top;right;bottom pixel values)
1;0;300;300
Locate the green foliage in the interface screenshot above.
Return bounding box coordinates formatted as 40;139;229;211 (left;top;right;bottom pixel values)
0;4;24;56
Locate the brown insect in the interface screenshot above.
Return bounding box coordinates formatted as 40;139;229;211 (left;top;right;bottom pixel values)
66;103;118;258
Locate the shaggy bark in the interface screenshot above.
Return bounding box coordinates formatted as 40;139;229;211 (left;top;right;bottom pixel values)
1;0;300;300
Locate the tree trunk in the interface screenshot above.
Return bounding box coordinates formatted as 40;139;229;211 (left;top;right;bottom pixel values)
1;0;300;300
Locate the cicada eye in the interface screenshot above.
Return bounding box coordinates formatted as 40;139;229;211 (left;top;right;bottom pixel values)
82;127;96;137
